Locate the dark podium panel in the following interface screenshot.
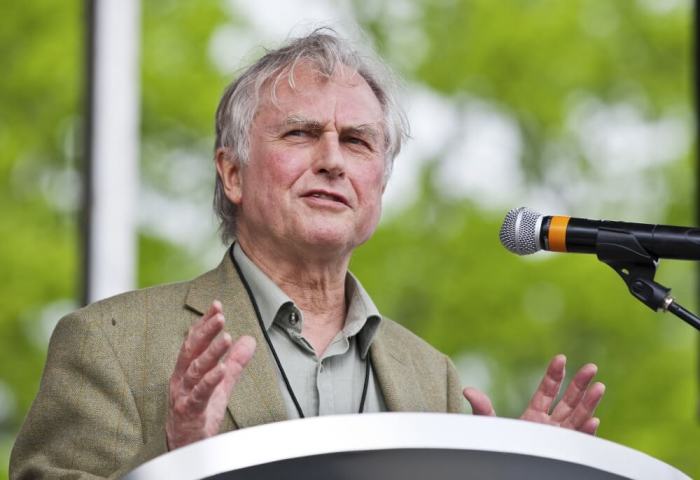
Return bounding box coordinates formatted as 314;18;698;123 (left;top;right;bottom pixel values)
124;413;690;480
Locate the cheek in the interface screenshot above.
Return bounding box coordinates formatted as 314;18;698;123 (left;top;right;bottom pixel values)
245;151;306;200
265;151;302;181
354;165;385;220
356;163;386;200
356;179;384;244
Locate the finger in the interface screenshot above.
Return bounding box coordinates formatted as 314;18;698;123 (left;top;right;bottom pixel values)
188;364;227;413
580;417;601;435
523;354;566;416
562;382;606;431
463;387;496;416
204;300;223;320
220;336;257;391
550;363;598;422
182;332;233;391
173;311;225;376
193;301;224;331
174;301;223;373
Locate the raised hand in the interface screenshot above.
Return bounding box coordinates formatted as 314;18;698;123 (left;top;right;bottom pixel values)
463;354;605;435
165;300;256;450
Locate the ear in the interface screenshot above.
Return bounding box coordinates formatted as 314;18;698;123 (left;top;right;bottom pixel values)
215;147;243;205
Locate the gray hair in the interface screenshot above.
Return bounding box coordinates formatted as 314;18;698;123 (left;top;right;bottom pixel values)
213;27;409;244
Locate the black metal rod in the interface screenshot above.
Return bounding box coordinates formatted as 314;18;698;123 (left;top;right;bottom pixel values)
667;300;700;331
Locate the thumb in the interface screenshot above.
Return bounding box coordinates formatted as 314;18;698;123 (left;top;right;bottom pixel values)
463;387;496;416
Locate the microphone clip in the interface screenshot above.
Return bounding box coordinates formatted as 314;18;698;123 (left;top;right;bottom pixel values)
596;227;700;330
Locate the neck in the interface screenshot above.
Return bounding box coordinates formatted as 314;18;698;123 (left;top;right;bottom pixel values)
236;235;349;326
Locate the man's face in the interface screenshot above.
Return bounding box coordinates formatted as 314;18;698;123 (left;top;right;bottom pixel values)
230;63;386;258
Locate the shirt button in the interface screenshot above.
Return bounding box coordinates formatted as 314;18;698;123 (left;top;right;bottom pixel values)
289;311;298;325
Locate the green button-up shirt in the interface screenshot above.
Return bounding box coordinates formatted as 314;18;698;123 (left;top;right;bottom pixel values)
233;243;387;417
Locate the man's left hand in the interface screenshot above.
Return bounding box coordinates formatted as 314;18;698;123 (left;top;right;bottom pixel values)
463;354;605;435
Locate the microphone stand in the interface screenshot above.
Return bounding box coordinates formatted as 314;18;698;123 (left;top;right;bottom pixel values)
596;228;700;331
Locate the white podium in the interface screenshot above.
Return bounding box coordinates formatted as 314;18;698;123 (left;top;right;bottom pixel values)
124;413;690;480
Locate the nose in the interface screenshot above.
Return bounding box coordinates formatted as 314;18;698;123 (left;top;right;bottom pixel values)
313;133;345;179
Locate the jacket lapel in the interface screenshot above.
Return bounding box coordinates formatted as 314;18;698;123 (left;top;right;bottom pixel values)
184;252;288;429
370;324;427;412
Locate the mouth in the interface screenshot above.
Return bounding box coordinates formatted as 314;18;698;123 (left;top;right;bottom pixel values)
302;190;350;207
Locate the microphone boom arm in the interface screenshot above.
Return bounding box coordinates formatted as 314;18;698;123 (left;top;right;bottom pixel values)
596;228;700;331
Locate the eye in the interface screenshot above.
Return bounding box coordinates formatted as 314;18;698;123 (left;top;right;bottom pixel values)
285;129;307;137
345;136;372;150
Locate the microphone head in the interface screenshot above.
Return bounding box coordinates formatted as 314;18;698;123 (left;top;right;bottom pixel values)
499;207;543;255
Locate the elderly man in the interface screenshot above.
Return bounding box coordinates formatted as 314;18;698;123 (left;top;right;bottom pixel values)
10;30;604;479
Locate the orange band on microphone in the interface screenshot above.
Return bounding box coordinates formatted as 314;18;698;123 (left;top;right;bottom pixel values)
548;216;570;252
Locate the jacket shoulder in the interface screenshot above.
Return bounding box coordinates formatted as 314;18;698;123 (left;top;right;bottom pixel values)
73;279;193;325
378;316;447;358
54;278;205;392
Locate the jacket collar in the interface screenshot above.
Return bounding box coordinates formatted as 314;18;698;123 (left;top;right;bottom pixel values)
369;324;427;412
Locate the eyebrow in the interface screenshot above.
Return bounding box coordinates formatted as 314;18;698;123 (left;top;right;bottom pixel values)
273;115;382;143
278;115;324;132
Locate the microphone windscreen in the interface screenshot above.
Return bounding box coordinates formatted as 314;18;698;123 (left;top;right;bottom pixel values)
499;207;542;255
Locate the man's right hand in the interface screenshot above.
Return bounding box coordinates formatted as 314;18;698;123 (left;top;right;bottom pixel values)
166;300;256;450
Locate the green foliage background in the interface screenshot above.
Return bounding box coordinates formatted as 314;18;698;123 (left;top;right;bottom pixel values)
1;0;697;478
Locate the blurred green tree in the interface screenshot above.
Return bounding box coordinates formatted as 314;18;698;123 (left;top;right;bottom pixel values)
0;2;81;475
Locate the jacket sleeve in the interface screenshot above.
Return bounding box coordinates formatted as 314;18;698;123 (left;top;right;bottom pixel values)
10;312;168;479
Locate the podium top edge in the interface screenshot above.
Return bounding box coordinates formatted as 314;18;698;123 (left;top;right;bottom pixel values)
124;413;690;480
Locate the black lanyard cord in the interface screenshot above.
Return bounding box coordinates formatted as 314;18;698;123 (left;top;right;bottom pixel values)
229;246;371;418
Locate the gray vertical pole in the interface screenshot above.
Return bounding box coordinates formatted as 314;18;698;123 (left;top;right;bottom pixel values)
82;0;141;304
81;0;95;307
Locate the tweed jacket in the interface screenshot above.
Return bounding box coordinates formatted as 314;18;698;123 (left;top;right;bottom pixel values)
10;253;465;479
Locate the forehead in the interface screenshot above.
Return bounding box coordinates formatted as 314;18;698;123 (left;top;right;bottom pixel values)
255;62;384;126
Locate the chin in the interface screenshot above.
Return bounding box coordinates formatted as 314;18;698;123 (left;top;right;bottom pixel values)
298;225;358;253
306;233;351;250
288;214;378;254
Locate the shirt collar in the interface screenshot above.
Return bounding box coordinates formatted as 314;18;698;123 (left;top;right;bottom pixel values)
344;271;382;356
232;243;382;357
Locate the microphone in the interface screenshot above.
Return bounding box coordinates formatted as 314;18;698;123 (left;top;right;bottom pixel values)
499;207;700;261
